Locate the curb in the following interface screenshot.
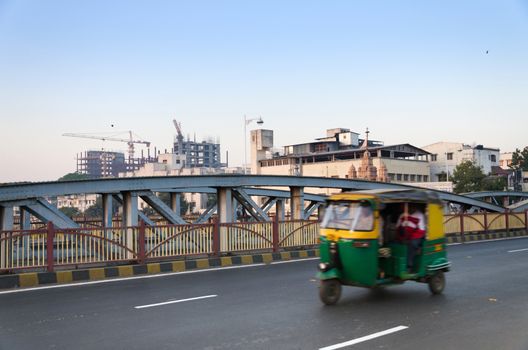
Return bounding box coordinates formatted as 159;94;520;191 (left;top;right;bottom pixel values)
0;249;320;290
446;230;528;244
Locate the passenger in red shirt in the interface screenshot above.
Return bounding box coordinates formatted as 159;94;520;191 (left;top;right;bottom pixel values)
397;205;426;272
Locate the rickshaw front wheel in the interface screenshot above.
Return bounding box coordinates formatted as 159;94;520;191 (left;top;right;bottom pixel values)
319;279;342;305
428;271;445;295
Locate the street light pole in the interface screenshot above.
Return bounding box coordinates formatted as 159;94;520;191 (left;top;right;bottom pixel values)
243;115;264;174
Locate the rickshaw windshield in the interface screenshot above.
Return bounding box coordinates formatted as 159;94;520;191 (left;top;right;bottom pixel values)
321;202;374;231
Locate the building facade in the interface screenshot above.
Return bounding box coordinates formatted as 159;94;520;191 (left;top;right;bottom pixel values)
252;128;431;184
422;142;500;181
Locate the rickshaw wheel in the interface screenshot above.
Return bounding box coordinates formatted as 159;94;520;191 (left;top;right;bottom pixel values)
319;279;342;305
428;271;445;295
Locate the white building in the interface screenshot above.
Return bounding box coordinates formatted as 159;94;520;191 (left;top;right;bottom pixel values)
422;142;500;181
57;194;98;213
499;152;514;170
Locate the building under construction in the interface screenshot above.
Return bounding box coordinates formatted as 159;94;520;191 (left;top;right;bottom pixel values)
173;120;223;168
76;150;158;178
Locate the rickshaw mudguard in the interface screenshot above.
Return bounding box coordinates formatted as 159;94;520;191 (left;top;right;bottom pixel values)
317;268;342;281
427;257;450;273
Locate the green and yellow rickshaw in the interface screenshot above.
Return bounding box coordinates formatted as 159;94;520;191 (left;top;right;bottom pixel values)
317;189;450;305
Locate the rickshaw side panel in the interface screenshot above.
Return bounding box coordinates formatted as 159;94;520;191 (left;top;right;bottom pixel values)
338;240;378;286
427;203;445;241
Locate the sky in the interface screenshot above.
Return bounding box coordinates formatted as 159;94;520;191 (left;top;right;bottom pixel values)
0;0;527;183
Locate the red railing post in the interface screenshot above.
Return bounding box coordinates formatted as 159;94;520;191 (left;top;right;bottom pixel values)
483;211;488;234
272;214;279;252
459;212;465;240
525;210;528;235
138;220;146;264
46;221;55;272
213;217;220;256
505;209;510;233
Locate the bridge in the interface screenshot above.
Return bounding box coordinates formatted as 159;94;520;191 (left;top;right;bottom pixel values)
0;175;514;232
1;175;526;273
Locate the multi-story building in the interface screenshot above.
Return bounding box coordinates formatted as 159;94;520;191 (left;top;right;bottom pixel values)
76;150;127;178
422;142;500;181
252;128;432;184
173;138;223;168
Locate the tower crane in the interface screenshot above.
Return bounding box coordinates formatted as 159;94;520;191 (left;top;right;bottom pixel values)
63;131;151;160
172;119;184;155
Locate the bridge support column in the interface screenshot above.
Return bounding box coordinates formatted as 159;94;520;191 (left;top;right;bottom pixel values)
20;208;31;230
217;188;233;223
290;187;304;220
170;193;181;216
232;198;238;222
217;188;233;253
0;205;14;270
102;194;113;228
122;192;138;259
275;199;285;221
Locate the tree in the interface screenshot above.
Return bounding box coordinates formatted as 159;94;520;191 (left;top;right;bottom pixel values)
58;172;91;181
480;176;507;192
511;146;528;171
451;161;486;193
59;206;81;218
84;196;119;218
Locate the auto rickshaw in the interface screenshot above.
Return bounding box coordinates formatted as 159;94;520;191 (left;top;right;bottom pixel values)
317;189;450;305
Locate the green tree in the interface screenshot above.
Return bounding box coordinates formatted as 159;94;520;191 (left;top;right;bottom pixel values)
511;146;528;171
451;161;486;193
58;172;91;181
59;206;81;218
84;198;103;217
480;176;507;191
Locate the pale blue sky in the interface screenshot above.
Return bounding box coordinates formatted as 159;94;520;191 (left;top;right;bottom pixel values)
1;0;527;182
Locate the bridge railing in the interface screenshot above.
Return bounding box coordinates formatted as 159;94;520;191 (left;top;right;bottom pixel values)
3;211;525;273
0;218;319;273
443;211;528;235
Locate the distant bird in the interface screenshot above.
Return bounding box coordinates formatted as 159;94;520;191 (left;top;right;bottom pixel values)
111;124;114;127
486;50;489;54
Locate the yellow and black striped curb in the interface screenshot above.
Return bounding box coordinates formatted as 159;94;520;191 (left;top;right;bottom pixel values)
446;230;528;244
0;249;320;290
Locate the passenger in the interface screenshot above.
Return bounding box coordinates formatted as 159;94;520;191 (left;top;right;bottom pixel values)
396;204;425;272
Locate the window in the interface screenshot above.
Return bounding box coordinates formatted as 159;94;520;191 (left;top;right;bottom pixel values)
410;174;416;182
416;175;422;182
403;174;409;181
489;154;497;162
388;173;395;181
396;174;402;181
423;175;429;182
321;202;373;231
431;154;437;161
446;153;453;160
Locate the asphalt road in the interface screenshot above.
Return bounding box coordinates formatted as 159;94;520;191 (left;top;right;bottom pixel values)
1;237;528;350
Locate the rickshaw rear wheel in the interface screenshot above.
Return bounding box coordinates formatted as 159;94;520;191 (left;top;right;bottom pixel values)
319;279;342;305
428;271;445;295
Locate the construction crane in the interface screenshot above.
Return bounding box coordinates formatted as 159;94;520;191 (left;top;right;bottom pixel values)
173;119;184;155
63;131;151;160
